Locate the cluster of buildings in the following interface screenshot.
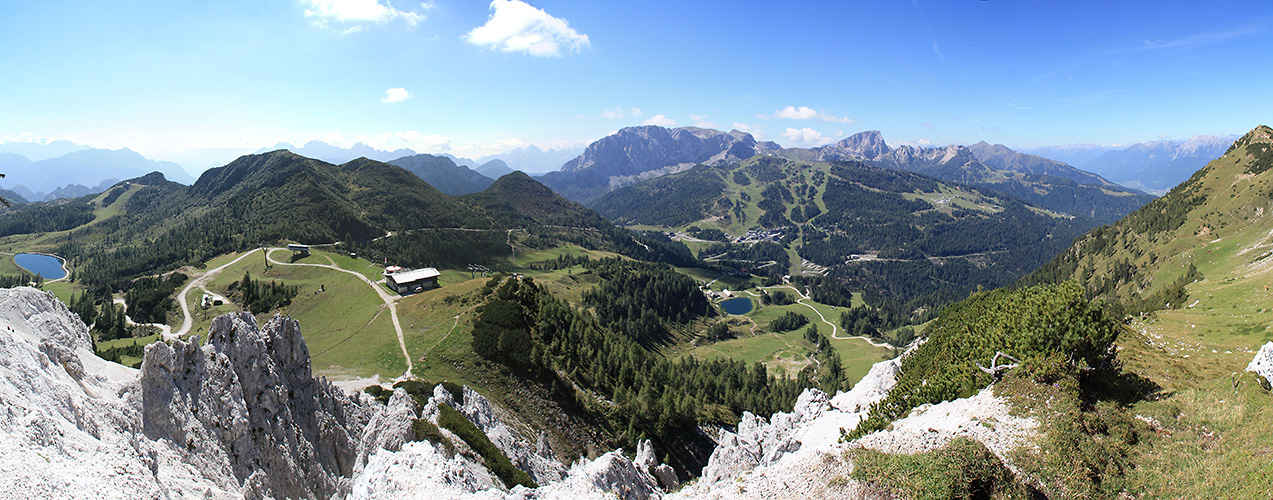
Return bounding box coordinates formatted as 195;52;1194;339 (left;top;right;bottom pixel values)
735;228;783;244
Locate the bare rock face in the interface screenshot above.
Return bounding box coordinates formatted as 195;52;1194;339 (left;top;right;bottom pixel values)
140;312;368;499
0;287;232;498
357;388;420;469
540;448;664;500
458;386;568;485
1248;342;1273;386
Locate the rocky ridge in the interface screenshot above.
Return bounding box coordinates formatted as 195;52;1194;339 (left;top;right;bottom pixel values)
0;287;682;499
139;312;369;499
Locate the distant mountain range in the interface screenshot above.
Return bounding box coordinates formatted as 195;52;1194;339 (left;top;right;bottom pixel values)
545;126;1154;222
0;139;86;161
257;141;417;165
1023;135;1237;195
478;145;584;174
1022;125;1271;310
0;147;193;202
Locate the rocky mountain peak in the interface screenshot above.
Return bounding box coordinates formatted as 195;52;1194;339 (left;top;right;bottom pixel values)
542;125;778;202
831;130;891;159
1233;124;1273;150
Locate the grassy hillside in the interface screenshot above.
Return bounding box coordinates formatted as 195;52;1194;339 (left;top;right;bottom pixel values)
888;125;1273;496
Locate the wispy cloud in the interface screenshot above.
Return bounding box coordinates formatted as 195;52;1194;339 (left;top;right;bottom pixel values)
599;107;643;119
465;0;590;57
381;87;411;103
642;114;676;127
1135;24;1266;52
760;105;853;124
732;122;768;141
1036;23;1266;83
303;0;429;31
690;115;718;128
926;24;946;62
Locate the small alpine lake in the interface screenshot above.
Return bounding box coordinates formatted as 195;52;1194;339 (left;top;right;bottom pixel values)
719;296;754;315
14;253;66;280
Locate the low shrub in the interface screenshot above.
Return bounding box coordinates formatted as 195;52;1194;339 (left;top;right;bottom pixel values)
437;403;536;489
850;437;1031;499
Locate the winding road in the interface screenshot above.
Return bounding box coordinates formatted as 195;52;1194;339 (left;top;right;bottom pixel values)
170;248;414;379
173;250;260;339
748;285;895;349
262;248;413;378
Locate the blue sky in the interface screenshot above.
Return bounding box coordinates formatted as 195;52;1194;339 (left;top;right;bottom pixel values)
2;0;1271;168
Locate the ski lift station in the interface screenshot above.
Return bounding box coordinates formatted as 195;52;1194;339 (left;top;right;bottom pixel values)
385;267;440;295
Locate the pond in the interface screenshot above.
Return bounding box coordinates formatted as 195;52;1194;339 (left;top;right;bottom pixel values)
14;253;67;280
719;296;754;315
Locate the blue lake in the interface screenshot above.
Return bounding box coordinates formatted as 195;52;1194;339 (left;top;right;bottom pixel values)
14;253;66;280
719;296;753;315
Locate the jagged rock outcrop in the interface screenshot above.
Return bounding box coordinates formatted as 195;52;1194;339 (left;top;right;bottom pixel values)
1248;342;1273;386
353;383;676;500
2;288;689;499
140;312;369;499
693;355;902;487
812;130;891;160
538;448;663;500
458;386;568;485
635;440;678;491
357;388;420;469
0;287;233;498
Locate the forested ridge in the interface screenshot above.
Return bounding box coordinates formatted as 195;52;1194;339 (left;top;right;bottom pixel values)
594;156;1094;311
470;275;812;471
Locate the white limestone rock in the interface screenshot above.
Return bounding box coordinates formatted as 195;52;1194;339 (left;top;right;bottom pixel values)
0;287;236;499
853;387;1039;466
357;388;421;469
459;386;568;485
538;448;663;500
350;440;502;500
692;354;904;488
139;312;370;499
1247;342;1273;386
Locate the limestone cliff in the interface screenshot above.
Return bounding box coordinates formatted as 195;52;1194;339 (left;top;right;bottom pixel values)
140;312;369;499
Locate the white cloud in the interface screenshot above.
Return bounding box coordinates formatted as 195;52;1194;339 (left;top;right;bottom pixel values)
599;107;643;119
381;87;411;103
464;0;590;57
642;114;676;127
689;115;718;128
303;0;429;30
732;122;768;141
896;138;934;148
781;127;834;147
761;105;854;124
